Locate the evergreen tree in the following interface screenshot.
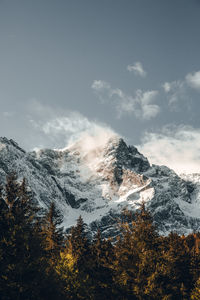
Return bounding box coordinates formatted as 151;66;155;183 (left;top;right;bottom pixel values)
0;174;42;299
0;174;63;300
69;216;91;267
131;204;159;299
114;223;138;299
91;229;117;299
1;174;200;299
160;232;191;299
41;202;64;264
56;216;95;299
114;204;172;299
191;277;200;300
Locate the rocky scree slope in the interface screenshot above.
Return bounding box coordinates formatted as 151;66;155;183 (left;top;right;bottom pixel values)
0;136;199;237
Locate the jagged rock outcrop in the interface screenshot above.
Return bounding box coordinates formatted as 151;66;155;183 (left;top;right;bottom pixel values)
0;136;200;237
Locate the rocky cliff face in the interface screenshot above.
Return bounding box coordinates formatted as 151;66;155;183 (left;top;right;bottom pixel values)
0;136;200;237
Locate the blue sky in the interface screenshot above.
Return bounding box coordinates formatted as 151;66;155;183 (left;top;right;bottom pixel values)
1;0;200;173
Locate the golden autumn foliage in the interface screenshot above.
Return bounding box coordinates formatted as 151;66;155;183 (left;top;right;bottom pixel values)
1;175;200;299
191;277;200;299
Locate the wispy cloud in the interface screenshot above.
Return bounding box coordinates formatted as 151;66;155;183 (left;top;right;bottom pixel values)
162;82;172;93
27;99;116;150
186;71;200;91
136;90;159;120
138;125;200;174
91;80;160;120
162;80;186;107
127;61;147;77
91;80;110;92
162;69;200;108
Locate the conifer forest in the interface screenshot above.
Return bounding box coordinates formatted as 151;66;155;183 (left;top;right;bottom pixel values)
1;174;200;300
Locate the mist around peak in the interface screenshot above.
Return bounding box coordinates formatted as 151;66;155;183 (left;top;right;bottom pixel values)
62;126;120;157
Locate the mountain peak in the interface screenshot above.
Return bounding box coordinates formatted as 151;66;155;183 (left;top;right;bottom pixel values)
62;132;120;160
0;135;200;236
104;136;129;154
103;137;150;173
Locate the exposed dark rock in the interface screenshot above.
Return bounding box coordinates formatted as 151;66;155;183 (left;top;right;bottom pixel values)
0;135;200;238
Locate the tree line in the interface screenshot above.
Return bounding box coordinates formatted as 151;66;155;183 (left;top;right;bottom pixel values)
1;174;200;299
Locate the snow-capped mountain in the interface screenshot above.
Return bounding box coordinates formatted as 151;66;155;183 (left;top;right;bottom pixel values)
0;135;200;237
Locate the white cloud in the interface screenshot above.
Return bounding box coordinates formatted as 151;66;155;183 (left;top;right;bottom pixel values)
41;114;116;147
138;125;200;174
66;127;119;162
27;100;116;150
110;88;135;115
162;82;172;93
186;71;200;91
162;70;200;108
127;61;147;77
92;80;135;117
136;90;160;120
162;80;185;106
92;80;160;120
91;80;110;91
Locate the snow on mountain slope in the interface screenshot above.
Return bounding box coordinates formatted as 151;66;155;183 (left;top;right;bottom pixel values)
0;135;200;237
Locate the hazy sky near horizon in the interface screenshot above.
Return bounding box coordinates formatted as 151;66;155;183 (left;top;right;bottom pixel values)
1;0;200;173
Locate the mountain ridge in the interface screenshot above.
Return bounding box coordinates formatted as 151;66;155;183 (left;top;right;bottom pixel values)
0;135;200;237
